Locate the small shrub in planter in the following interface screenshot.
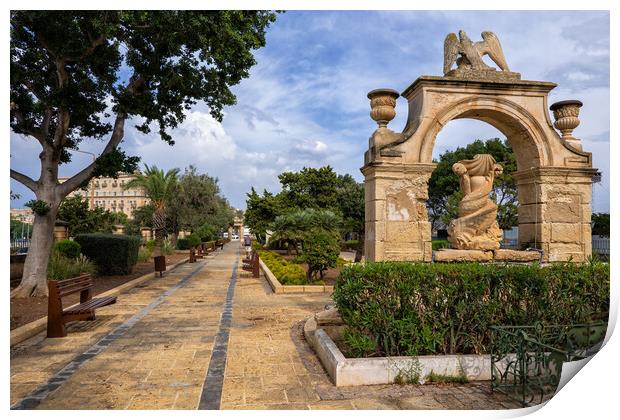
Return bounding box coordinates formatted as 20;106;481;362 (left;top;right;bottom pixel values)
258;249;306;285
298;229;340;283
48;253;96;280
74;233;140;275
178;234;202;250
52;239;81;259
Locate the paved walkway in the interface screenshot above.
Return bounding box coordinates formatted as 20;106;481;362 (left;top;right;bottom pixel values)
10;243;521;410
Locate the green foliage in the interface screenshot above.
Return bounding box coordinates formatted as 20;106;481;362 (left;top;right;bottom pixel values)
428;138;517;230
52;239;81;259
270;208;342;254
10;218;32;239
177;234;201;250
91;149;140;179
196;223;219;241
258;250;306;285
343;328;377;358
58;195;118;236
161;238;174;255
74;233;141;275
145;240;156;252
167;165;233;234
333;261;609;357
298;229;341;283
432;239;450;251
344;240;359;250
245;167;364;245
25;199;50;216
137;246;152;263
124;165;180;208
393;358;422;385
592;212;610;237
425;370;468;384
48;253;96;280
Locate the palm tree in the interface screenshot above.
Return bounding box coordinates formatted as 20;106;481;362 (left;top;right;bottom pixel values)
124;165;180;256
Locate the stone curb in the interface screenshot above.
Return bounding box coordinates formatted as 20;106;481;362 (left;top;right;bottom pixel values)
10;257;189;347
304;309;503;387
258;257;333;294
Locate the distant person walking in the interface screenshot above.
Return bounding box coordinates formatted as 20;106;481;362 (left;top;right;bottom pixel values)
244;235;252;257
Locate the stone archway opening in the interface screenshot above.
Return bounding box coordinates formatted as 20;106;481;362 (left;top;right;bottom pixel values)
363;68;597;263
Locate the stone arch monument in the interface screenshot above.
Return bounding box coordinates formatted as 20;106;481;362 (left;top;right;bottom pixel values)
363;30;598;263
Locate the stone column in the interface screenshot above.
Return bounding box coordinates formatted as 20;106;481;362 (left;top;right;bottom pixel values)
362;162;436;262
514;167;597;262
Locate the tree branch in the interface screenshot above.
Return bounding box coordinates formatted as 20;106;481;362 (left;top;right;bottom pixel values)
10;169;38;192
58;112;127;197
11;107;46;145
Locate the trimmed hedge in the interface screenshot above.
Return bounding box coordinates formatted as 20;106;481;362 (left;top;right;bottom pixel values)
177;234;201;250
259;250;307;285
333;261;609;357
52;239;81;259
74;233;141;275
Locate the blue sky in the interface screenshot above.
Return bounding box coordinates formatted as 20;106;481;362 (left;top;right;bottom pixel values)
10;10;610;212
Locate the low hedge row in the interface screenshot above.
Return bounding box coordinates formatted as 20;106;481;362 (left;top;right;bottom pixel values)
258;250;307;285
333;261;609;357
74;233;141;275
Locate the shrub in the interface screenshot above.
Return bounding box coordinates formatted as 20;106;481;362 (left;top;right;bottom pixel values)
161;238;174;255
137;246;152;262
48;253;96;280
196;223;218;242
333;261;609;357
298;229;340;283
258;250;306;285
74;234;141;275
145;240;156;252
176;234;201;250
52;239;81;259
344;240;359;250
432;239;450;250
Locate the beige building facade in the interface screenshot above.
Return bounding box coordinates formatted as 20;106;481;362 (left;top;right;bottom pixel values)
10;208;34;224
61;172;149;219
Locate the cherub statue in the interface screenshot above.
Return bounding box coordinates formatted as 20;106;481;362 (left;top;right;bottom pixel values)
447;154;503;250
443;30;510;75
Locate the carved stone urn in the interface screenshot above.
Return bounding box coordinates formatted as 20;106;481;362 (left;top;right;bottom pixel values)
550;100;583;150
368;88;399;129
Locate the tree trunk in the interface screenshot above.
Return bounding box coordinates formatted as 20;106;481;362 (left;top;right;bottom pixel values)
306;268;313;285
11;200;59;298
152;207;167;257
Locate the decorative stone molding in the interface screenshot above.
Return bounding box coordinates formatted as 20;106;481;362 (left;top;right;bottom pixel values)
550;100;583;150
368;88;399;128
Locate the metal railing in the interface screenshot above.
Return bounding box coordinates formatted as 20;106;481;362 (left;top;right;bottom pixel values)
491;322;606;407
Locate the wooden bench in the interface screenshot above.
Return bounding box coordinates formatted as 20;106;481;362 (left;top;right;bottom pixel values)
47;274;117;338
242;250;259;278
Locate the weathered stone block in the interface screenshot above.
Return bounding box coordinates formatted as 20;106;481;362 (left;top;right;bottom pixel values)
434;249;493;262
551;223;581;243
493;249;541;262
386;221;419;243
548;243;585;262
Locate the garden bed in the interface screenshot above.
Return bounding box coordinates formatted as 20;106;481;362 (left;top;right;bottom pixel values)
259;258;334;294
10;252;188;330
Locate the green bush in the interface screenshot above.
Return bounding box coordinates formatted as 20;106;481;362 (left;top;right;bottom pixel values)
333;261;609;357
137;246;152;262
298;229;340;283
432;239;450;250
344;239;359;250
258;250;306;285
177;234;202;250
52;239;81;259
145;240;156;252
161;238;174;255
48;253;96;280
74;234;141;275
196;223;218;241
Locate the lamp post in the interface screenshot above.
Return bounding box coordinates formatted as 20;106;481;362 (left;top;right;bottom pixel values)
73;150;97;209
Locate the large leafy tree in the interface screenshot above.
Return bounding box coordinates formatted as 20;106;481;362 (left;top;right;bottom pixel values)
427;138;518;232
124;165;179;256
10;11;277;296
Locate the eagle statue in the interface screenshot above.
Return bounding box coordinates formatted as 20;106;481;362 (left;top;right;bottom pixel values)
443;30;510;75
